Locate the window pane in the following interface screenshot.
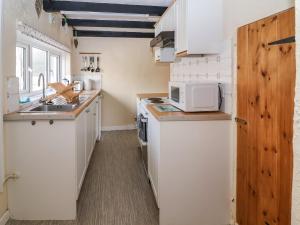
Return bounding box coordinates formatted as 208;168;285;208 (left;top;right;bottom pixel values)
32;47;47;92
16;47;26;91
49;55;59;83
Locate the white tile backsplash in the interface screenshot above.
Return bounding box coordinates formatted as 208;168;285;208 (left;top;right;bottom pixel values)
7;93;20;113
6;77;20;113
171;39;233;114
7;77;19;94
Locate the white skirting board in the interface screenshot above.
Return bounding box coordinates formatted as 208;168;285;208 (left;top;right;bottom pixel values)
0;211;9;225
102;124;136;131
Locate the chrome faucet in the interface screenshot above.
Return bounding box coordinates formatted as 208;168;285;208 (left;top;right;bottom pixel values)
38;73;46;104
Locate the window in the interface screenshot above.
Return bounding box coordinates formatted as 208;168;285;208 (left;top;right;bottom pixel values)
16;46;27;91
16;34;67;96
49;54;60;83
32;47;47;92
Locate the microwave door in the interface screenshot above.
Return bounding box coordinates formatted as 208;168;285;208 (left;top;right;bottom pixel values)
171;86;180;103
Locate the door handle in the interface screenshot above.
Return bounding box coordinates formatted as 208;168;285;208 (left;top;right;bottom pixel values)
235;117;247;125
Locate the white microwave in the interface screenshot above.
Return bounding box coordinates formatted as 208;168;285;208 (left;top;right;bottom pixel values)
169;81;220;112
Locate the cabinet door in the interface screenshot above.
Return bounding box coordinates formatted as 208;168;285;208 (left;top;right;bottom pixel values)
85;105;93;164
92;101;97;145
98;97;102;140
147;114;160;205
163;3;176;31
95;98;99;141
175;0;187;54
155;22;162;36
76;112;86;197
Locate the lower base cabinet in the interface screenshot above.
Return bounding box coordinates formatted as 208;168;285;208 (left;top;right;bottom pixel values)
147;112;232;225
5;95;101;220
77;97;101;197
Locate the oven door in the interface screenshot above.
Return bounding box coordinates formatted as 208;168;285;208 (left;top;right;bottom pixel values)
170;86;180;103
137;113;149;176
138;114;148;143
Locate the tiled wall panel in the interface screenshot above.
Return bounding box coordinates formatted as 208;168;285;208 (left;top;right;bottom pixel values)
170;40;233;114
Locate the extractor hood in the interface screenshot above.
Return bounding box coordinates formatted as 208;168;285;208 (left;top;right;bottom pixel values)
150;31;175;48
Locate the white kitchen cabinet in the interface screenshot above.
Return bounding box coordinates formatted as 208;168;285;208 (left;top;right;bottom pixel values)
154;48;175;63
85;102;93;164
147;113;160;205
5;120;78;220
155;2;176;35
175;0;223;56
4;94;101;220
96;97;102;141
76;111;86;198
147;114;232;225
153;3;177;63
92;100;98;144
85;97;99;165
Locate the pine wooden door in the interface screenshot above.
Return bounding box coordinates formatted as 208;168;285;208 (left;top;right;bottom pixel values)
236;8;295;225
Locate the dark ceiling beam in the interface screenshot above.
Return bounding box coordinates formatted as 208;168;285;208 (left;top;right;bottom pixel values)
74;30;154;38
66;19;155;29
43;1;167;16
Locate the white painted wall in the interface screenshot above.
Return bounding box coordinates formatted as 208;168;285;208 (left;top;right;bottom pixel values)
71;37;170;129
223;0;294;39
292;2;300;225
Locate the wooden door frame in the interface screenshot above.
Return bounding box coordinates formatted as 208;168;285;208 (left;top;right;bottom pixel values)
292;3;300;224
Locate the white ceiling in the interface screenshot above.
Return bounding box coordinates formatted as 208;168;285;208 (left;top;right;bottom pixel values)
55;0;173;7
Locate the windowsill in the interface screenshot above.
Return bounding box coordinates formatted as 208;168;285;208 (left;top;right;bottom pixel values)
19;88;56;110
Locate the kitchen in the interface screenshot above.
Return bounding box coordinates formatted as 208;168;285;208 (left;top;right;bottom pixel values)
0;0;300;225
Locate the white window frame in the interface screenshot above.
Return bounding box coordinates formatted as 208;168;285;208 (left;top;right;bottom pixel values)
49;53;61;84
16;43;29;93
30;45;49;95
16;32;66;98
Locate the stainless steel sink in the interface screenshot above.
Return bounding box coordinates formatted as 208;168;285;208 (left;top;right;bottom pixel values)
20;104;79;113
30;104;77;112
19;95;91;113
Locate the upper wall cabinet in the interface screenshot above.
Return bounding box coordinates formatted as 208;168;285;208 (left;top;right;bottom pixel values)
155;2;177;35
175;0;223;56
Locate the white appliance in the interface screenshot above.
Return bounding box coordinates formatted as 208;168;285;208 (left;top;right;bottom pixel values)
169;81;220;112
137;97;169;176
73;80;83;91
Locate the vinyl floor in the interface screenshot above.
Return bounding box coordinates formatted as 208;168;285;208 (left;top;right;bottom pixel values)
7;130;159;225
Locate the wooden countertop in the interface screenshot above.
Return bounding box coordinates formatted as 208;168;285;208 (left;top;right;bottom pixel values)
4;90;101;121
136;93;168;100
146;104;232;122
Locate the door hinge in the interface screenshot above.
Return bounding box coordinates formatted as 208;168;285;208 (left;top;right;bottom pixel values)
235;117;247;125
